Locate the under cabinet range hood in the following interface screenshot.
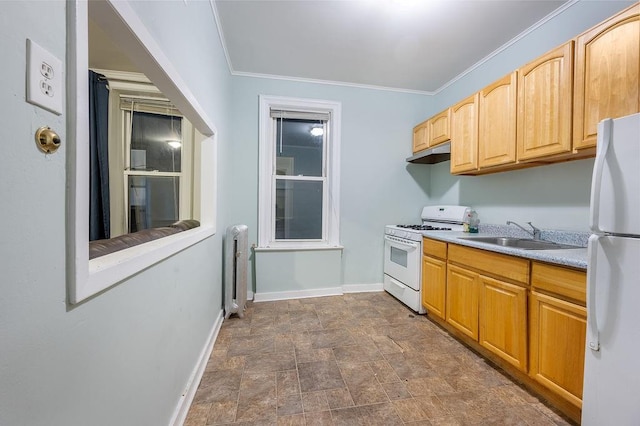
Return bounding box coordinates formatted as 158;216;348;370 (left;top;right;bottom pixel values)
406;141;451;164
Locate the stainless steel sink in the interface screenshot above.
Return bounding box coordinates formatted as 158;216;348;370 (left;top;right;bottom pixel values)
458;236;582;250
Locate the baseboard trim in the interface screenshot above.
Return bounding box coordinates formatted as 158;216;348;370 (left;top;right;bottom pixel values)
342;283;384;293
247;290;254;301
254;283;384;302
170;308;224;426
254;287;343;302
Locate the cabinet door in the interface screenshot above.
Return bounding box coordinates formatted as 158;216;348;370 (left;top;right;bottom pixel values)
529;291;586;409
574;4;640;150
450;93;479;174
446;264;479;340
412;121;429;153
422;255;446;319
517;42;574;161
479;276;528;372
479;72;518;168
428;109;451;147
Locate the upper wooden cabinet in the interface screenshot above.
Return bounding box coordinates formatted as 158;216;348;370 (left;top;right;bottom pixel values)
478;72;518;169
450;93;479;174
427;108;451;147
574;3;640;150
412;120;429;153
517;42;574;161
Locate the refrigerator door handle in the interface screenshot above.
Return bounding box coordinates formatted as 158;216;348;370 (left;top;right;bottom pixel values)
586;234;601;351
589;119;612;234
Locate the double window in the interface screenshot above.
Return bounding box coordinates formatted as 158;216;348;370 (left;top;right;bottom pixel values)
99;78;195;238
119;97;192;234
258;96;341;249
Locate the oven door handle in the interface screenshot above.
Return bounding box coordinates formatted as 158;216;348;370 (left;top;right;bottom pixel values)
384;235;420;249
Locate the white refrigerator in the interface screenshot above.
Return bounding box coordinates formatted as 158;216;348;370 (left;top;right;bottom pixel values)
582;113;640;425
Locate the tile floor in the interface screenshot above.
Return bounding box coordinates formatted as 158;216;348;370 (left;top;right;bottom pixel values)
185;292;572;425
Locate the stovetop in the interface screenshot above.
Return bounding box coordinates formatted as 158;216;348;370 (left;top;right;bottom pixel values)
385;224;458;242
385;205;471;242
395;224;453;231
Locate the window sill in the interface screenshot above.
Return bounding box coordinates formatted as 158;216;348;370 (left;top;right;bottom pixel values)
74;225;215;304
254;245;344;252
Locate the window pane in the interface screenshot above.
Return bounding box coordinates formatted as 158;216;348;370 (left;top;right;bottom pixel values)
130;111;182;172
128;176;179;232
275;179;323;240
275;118;324;177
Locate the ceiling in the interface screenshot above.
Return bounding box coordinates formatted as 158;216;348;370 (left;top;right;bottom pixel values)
89;0;570;94
214;0;568;93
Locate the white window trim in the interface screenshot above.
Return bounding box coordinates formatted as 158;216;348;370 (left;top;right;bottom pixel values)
258;95;341;249
68;0;217;304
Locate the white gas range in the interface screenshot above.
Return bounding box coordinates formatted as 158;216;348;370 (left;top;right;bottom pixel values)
383;205;471;313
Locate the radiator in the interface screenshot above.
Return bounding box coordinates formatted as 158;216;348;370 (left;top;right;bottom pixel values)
224;224;248;319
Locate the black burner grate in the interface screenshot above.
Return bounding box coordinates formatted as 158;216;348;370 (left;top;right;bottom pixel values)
396;224;452;231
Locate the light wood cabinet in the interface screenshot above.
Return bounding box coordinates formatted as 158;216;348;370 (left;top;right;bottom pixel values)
517;42;574;161
531;262;586;304
450;93;479;174
530;262;587;409
448;244;530;285
412;120;429;153
529;291;586;409
427;108;451;147
432;246;587;423
478;72;518;169
574;3;640;150
422;256;447;319
422;238;447;319
448;244;529;368
409;5;638;175
446;263;479;340
479;276;528;372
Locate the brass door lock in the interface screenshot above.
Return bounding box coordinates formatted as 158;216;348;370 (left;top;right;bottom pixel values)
35;126;61;153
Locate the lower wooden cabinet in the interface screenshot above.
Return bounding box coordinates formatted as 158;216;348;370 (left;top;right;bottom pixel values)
422;255;447;319
429;243;587;423
529;290;586;409
446;264;479;340
479;276;528;372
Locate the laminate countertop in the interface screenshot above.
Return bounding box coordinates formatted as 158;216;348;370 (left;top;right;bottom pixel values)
421;225;588;270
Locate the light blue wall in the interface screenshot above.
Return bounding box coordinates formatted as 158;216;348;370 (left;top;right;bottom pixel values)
0;1;232;425
228;77;432;291
428;0;635;232
256;250;343;294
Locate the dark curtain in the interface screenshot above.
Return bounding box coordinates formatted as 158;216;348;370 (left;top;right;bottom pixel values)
89;70;110;241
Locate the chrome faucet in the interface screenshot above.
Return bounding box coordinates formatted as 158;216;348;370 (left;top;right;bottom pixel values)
506;221;542;240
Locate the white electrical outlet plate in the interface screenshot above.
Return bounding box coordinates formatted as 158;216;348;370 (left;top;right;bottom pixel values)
26;39;63;115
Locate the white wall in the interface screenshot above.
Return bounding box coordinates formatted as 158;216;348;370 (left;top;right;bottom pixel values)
428;0;635;231
228;77;432;292
0;2;232;425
